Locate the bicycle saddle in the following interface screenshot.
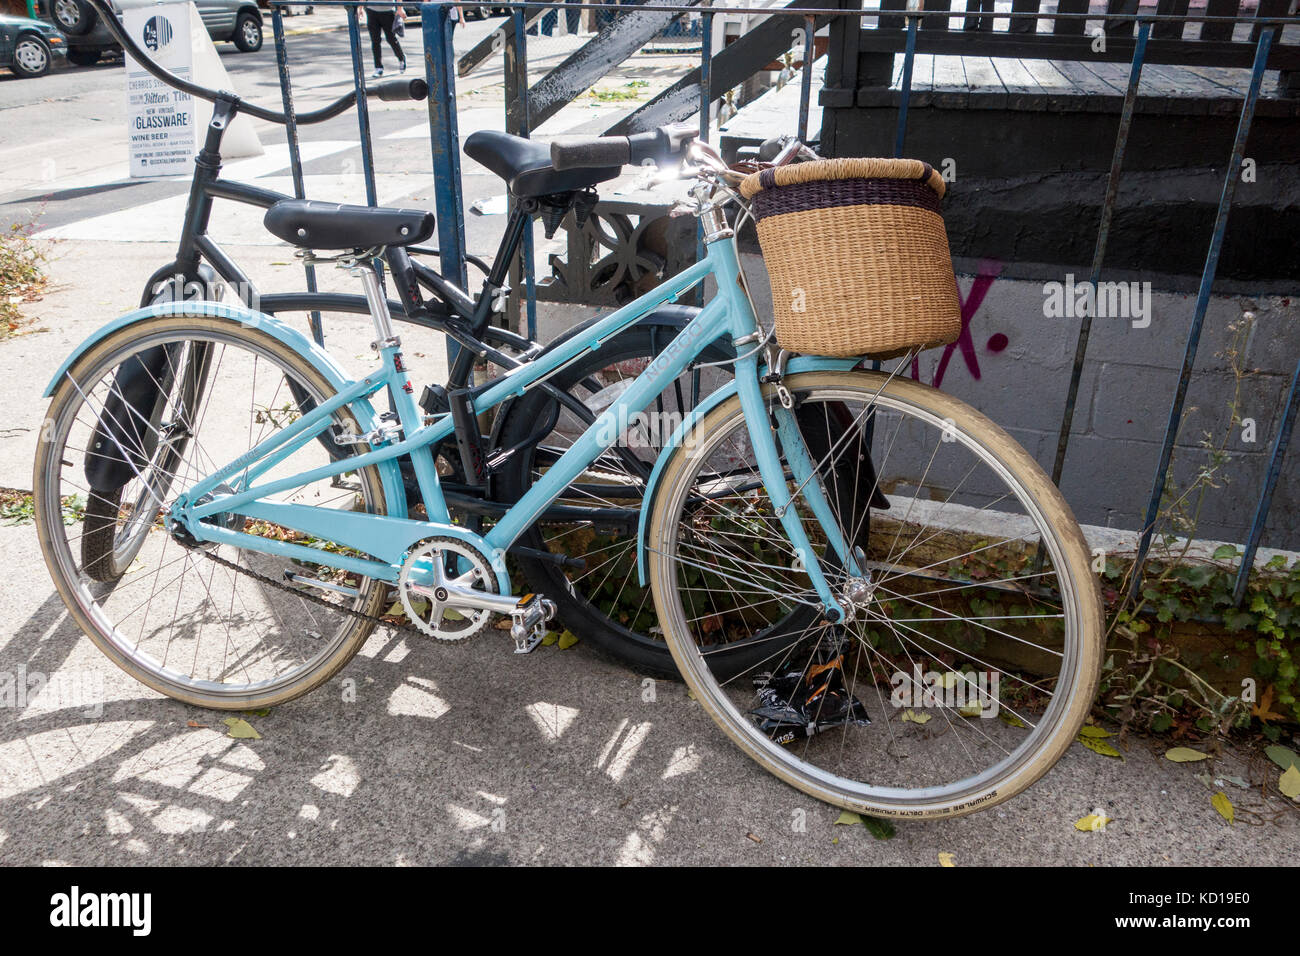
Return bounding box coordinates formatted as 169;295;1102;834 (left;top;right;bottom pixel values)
464;130;621;198
264;199;435;251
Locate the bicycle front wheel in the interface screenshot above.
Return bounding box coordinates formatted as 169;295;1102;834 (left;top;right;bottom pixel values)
647;371;1102;819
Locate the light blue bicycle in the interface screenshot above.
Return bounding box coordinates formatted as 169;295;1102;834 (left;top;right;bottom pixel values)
35;131;1101;818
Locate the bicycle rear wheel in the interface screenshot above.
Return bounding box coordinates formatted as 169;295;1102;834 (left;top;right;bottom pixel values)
648;370;1102;818
34;314;391;710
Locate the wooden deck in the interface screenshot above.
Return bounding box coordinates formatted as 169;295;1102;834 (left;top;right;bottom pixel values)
870;53;1299;115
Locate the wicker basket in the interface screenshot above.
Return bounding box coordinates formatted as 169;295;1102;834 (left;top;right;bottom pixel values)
739;158;962;358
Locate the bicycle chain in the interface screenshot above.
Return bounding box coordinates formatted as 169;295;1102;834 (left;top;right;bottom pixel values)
192;546;435;639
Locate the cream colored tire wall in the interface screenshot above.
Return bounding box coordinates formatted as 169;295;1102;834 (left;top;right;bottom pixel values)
34;315;391;712
647;370;1104;819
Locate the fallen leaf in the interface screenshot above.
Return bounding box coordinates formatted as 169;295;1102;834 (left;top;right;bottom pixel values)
1075;813;1112;832
1211;791;1234;825
540;631;558;646
1164;747;1209;763
902;709;932;725
243;708;271;717
861;816;896;840
745;832;762;844
834;810;862;826
1078;735;1123;759
223;717;261;740
1078;725;1112;738
938;851;956;867
1220;774;1250;789
557;630;579;650
1280;764;1300;800
957;702;982;718
186;720;208;728
1265;745;1299;772
1251;685;1287;724
939;671;960;689
999;711;1027;728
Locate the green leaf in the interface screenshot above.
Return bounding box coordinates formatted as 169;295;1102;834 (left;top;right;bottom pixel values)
861;816;896;840
1164;747;1209;762
999;711;1027;728
1211;791;1235;824
1150;713;1173;733
557;630;579;650
1265;745;1299;772
1212;544;1240;561
1078;725;1113;738
223;717;261;740
1175;564;1215;589
1223;610;1256;632
834;810;862;826
1078;735;1123;759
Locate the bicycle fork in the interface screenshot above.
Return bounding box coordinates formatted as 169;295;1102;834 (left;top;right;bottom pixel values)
731;359;865;625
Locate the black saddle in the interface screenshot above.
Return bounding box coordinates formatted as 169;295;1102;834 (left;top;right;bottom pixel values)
264;199;435;250
464;130;621;198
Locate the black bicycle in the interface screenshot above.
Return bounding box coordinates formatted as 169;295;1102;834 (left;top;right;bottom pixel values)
83;0;738;675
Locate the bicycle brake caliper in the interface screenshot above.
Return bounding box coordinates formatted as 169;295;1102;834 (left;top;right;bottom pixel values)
761;346;794;409
510;593;557;654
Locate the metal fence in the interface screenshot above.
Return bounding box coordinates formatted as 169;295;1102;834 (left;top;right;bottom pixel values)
266;0;1300;605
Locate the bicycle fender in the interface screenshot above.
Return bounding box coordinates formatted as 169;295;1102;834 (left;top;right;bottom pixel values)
44;300;409;517
635;356;859;586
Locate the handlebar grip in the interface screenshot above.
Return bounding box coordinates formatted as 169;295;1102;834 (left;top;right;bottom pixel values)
550;136;632;171
370;78;428;103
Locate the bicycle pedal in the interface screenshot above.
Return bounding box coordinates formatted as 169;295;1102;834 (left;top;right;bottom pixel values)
510;593;556;654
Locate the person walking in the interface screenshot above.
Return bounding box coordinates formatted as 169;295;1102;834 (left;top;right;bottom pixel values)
361;3;405;78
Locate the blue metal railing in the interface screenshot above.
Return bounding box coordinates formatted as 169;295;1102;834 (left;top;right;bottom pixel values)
266;1;1300;604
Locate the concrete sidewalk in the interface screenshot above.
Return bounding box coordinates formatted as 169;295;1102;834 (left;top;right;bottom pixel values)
1;509;1296;865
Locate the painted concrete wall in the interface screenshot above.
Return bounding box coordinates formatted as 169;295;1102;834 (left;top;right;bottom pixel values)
537;254;1300;550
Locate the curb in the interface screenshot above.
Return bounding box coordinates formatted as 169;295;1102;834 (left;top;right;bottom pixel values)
282;22;348;38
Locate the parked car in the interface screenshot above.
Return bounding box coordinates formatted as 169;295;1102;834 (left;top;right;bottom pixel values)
0;10;64;76
37;0;264;66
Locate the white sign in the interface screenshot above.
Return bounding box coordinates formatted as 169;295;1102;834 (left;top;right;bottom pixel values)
124;1;197;178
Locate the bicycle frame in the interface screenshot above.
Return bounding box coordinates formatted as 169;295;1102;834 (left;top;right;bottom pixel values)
164;228;861;619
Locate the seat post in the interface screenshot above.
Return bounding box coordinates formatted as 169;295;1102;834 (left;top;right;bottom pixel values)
354;261;399;348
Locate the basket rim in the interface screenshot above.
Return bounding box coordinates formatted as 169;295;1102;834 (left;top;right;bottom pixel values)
739;158;947;201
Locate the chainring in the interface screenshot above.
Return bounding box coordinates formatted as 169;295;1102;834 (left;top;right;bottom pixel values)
397;537;498;641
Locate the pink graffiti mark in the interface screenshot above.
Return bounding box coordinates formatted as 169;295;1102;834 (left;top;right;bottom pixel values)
917;259;1005;387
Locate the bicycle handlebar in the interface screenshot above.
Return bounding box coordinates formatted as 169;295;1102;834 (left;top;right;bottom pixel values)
86;0;426;124
550;123;698;171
